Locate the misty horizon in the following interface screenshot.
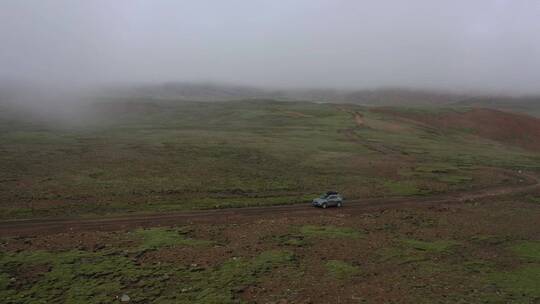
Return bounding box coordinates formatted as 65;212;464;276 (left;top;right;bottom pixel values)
1;1;540;95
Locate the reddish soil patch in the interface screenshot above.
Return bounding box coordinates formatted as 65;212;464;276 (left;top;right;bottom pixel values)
376;107;540;152
1;230;137;252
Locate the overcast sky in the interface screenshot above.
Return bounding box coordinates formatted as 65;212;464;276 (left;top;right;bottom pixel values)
1;0;540;94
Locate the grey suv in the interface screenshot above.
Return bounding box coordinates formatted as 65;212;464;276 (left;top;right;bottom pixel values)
312;191;343;208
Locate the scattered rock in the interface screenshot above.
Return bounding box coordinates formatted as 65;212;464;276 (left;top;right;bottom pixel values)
94;244;106;251
351;295;366;302
231;285;246;293
120;294;130;302
134;249;149;259
189;263;204;272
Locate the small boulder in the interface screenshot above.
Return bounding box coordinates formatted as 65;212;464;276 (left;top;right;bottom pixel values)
120;294;130;302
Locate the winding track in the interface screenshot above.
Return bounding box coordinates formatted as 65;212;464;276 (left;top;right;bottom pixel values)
0;171;538;237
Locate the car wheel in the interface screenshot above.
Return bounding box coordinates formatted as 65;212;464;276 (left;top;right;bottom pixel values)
322;203;327;209
337;202;342;207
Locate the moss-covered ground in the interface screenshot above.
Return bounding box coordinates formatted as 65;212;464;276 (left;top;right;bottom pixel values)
2;191;540;303
1;100;538;219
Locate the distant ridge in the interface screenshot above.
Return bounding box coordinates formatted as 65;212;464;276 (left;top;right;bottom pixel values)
100;82;539;108
2;81;539;116
101;82;469;104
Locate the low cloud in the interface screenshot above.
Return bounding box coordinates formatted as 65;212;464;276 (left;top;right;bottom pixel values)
1;0;539;94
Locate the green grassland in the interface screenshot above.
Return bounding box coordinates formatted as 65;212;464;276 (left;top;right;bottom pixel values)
1;100;539;218
325;260;361;279
299;225;362;239
0;227;296;303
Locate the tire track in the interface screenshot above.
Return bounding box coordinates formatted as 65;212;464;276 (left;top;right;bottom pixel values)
0;171;537;237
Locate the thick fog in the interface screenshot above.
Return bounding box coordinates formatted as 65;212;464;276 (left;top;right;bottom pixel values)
1;0;540;94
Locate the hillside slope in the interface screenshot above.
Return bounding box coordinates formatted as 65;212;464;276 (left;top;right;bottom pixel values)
1;100;539;219
374;107;540;152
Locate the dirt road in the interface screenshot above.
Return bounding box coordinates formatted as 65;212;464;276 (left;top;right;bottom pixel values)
0;172;537;237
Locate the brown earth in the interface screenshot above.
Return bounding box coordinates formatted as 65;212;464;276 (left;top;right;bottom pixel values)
0;170;536;238
375;107;540;152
